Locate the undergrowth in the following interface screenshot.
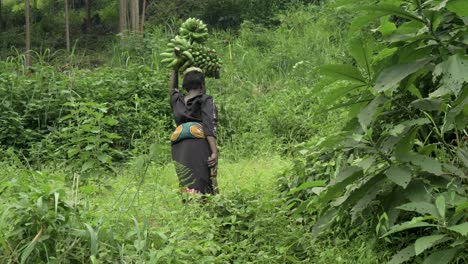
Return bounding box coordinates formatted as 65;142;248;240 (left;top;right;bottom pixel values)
0;157;381;263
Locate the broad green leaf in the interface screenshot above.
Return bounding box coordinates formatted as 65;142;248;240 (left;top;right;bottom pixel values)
387;20;428;43
406;180;431;203
448;222;468;236
288;181;326;195
358;95;387;131
383;220;436;237
423;248;460;264
397;202;439;218
321;167;363;204
398;153;444;176
364;4;426;24
407;84;423;99
450;238;467;247
375;16;397;37
444;96;468;133
388;244;416;264
415;235;447;255
431;54;468;97
321;83;364;105
349;37;373;77
373;47;398;64
410;98;443;111
67;147;80;158
85;223;99;256
320;65;367;84
435;195;446;219
97;153;112;164
81;160;96;173
103;117;118;126
385;166;412;188
350;174;386;221
348;15;374;38
456;201;468;214
446;0;468;17
456;148;468;169
374;59;431;93
311;208;339;240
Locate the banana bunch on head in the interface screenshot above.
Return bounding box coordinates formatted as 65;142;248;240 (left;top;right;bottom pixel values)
159;18;221;79
191;44;222;79
180;18;209;44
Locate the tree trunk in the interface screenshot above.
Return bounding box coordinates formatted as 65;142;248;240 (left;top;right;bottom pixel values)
85;0;91;32
130;0;139;32
0;0;3;30
140;0;146;32
119;0;127;33
65;0;70;52
25;0;31;67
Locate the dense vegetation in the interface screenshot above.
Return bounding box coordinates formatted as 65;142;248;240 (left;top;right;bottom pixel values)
0;0;466;263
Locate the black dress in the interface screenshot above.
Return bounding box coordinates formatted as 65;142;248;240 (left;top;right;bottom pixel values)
170;89;218;194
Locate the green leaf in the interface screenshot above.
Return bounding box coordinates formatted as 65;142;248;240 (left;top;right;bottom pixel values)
348;15;374;38
456;148;468;169
103;117;118;126
288;181;326;195
374;59;431;93
97;153;112;164
85;223;99;256
397;202;439;217
321;83;364;105
311;208;339;241
386;20;428;43
383;221;436;237
320;65;367;84
349;173;386;221
81;160;96;173
431;54;468;97
20;228;43;264
446;0;468;17
410;98;443;111
388;244;416;264
364;4;426;24
358;95;387;131
349;37;373;77
423;248;460;264
385;166;412;188
376;16;397;37
435;195;446;219
398;153;444;176
415;235;447;255
320;167;363;204
448;222;468;236
67;147;80;158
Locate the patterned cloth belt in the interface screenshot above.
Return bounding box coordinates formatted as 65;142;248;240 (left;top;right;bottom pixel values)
170;122;205;144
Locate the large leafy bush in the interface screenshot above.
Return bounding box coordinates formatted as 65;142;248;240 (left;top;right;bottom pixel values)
283;0;467;262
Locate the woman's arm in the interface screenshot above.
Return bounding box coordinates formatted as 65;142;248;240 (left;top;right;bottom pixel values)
206;136;218;176
169;48;181;95
169;70;178;95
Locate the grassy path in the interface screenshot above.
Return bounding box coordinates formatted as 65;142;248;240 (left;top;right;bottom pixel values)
78;156;379;263
1;157;380;263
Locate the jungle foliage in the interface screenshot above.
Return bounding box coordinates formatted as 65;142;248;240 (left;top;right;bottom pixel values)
0;0;467;263
282;0;467;263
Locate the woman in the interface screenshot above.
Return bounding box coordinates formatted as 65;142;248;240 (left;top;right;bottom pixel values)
169;65;218;195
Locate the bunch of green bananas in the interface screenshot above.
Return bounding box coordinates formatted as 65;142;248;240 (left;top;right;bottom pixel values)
160;36;194;70
180;18;209;44
159;18;221;78
191;45;221;78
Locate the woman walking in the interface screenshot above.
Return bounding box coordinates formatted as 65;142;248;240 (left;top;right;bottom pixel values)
169;65;218;195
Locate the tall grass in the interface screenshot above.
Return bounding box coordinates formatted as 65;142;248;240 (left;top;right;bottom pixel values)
0;156;382;263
